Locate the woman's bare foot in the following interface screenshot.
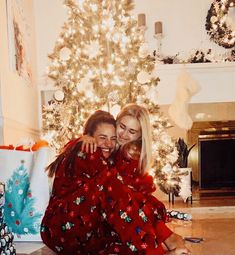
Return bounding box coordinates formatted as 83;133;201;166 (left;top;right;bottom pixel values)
166;247;191;255
164;233;190;254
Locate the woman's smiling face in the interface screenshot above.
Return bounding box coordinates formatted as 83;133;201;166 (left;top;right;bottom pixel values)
116;115;141;146
93;123;117;158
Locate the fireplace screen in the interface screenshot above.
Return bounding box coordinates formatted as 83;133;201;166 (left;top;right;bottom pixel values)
199;137;235;189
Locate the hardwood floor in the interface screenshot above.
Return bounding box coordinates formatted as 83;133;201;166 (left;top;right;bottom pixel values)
17;245;56;255
15;197;235;255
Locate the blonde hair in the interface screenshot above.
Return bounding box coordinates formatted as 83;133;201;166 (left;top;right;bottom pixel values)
116;104;152;173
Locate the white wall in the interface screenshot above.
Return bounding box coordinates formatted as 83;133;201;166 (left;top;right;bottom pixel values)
134;0;233;55
33;0;67;87
0;0;39;144
34;0;235;109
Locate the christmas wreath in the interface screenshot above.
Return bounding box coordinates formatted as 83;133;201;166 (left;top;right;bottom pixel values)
205;0;235;48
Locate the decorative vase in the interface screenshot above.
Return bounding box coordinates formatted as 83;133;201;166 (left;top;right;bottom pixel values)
178;167;192;202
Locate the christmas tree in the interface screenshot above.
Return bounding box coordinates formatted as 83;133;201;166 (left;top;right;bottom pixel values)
42;0;181;194
4;161;42;236
0;182;16;254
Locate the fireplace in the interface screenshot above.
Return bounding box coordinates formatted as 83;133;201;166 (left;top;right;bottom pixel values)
187;121;235;192
199;135;235;189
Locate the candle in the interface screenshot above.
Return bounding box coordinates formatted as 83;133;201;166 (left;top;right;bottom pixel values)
138;13;146;27
155;21;162;34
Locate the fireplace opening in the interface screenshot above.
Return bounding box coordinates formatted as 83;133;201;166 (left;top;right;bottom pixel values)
199;137;235;189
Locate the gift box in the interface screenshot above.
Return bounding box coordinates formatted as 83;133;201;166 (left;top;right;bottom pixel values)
0;143;51;241
0;182;16;254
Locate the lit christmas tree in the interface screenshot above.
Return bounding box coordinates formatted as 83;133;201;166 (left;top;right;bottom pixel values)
42;0;182;194
4;161;42;237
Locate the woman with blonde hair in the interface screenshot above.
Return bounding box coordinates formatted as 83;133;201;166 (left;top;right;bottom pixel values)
116;103;152;173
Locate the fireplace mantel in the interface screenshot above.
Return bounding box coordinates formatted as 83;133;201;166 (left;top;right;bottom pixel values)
156;62;235;73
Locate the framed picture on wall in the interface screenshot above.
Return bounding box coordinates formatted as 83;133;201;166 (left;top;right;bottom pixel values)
6;0;32;84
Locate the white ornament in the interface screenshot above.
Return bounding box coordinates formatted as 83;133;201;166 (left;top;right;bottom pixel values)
84;40;100;59
160;133;171;144
19;170;24;175
11;211;15;217
146;87;158;103
59;47;71;61
54;90;65;101
23;228;29;233
18;189;23;195
138;43;150;58
166;147;179;164
137;71;151;84
162;163;172;174
76;76;95;99
110;104;121;118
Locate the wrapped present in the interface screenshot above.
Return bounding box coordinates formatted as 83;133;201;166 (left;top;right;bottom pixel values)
0;182;16;255
0;146;50;241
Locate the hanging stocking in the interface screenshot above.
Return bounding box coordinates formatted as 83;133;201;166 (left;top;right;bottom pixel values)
168;69;201;130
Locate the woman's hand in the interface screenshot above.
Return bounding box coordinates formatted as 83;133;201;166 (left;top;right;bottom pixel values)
80;135;97;153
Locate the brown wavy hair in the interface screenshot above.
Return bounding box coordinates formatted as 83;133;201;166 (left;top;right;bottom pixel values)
47;110;116;177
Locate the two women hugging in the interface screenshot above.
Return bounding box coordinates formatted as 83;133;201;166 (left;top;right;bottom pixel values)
41;104;190;255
